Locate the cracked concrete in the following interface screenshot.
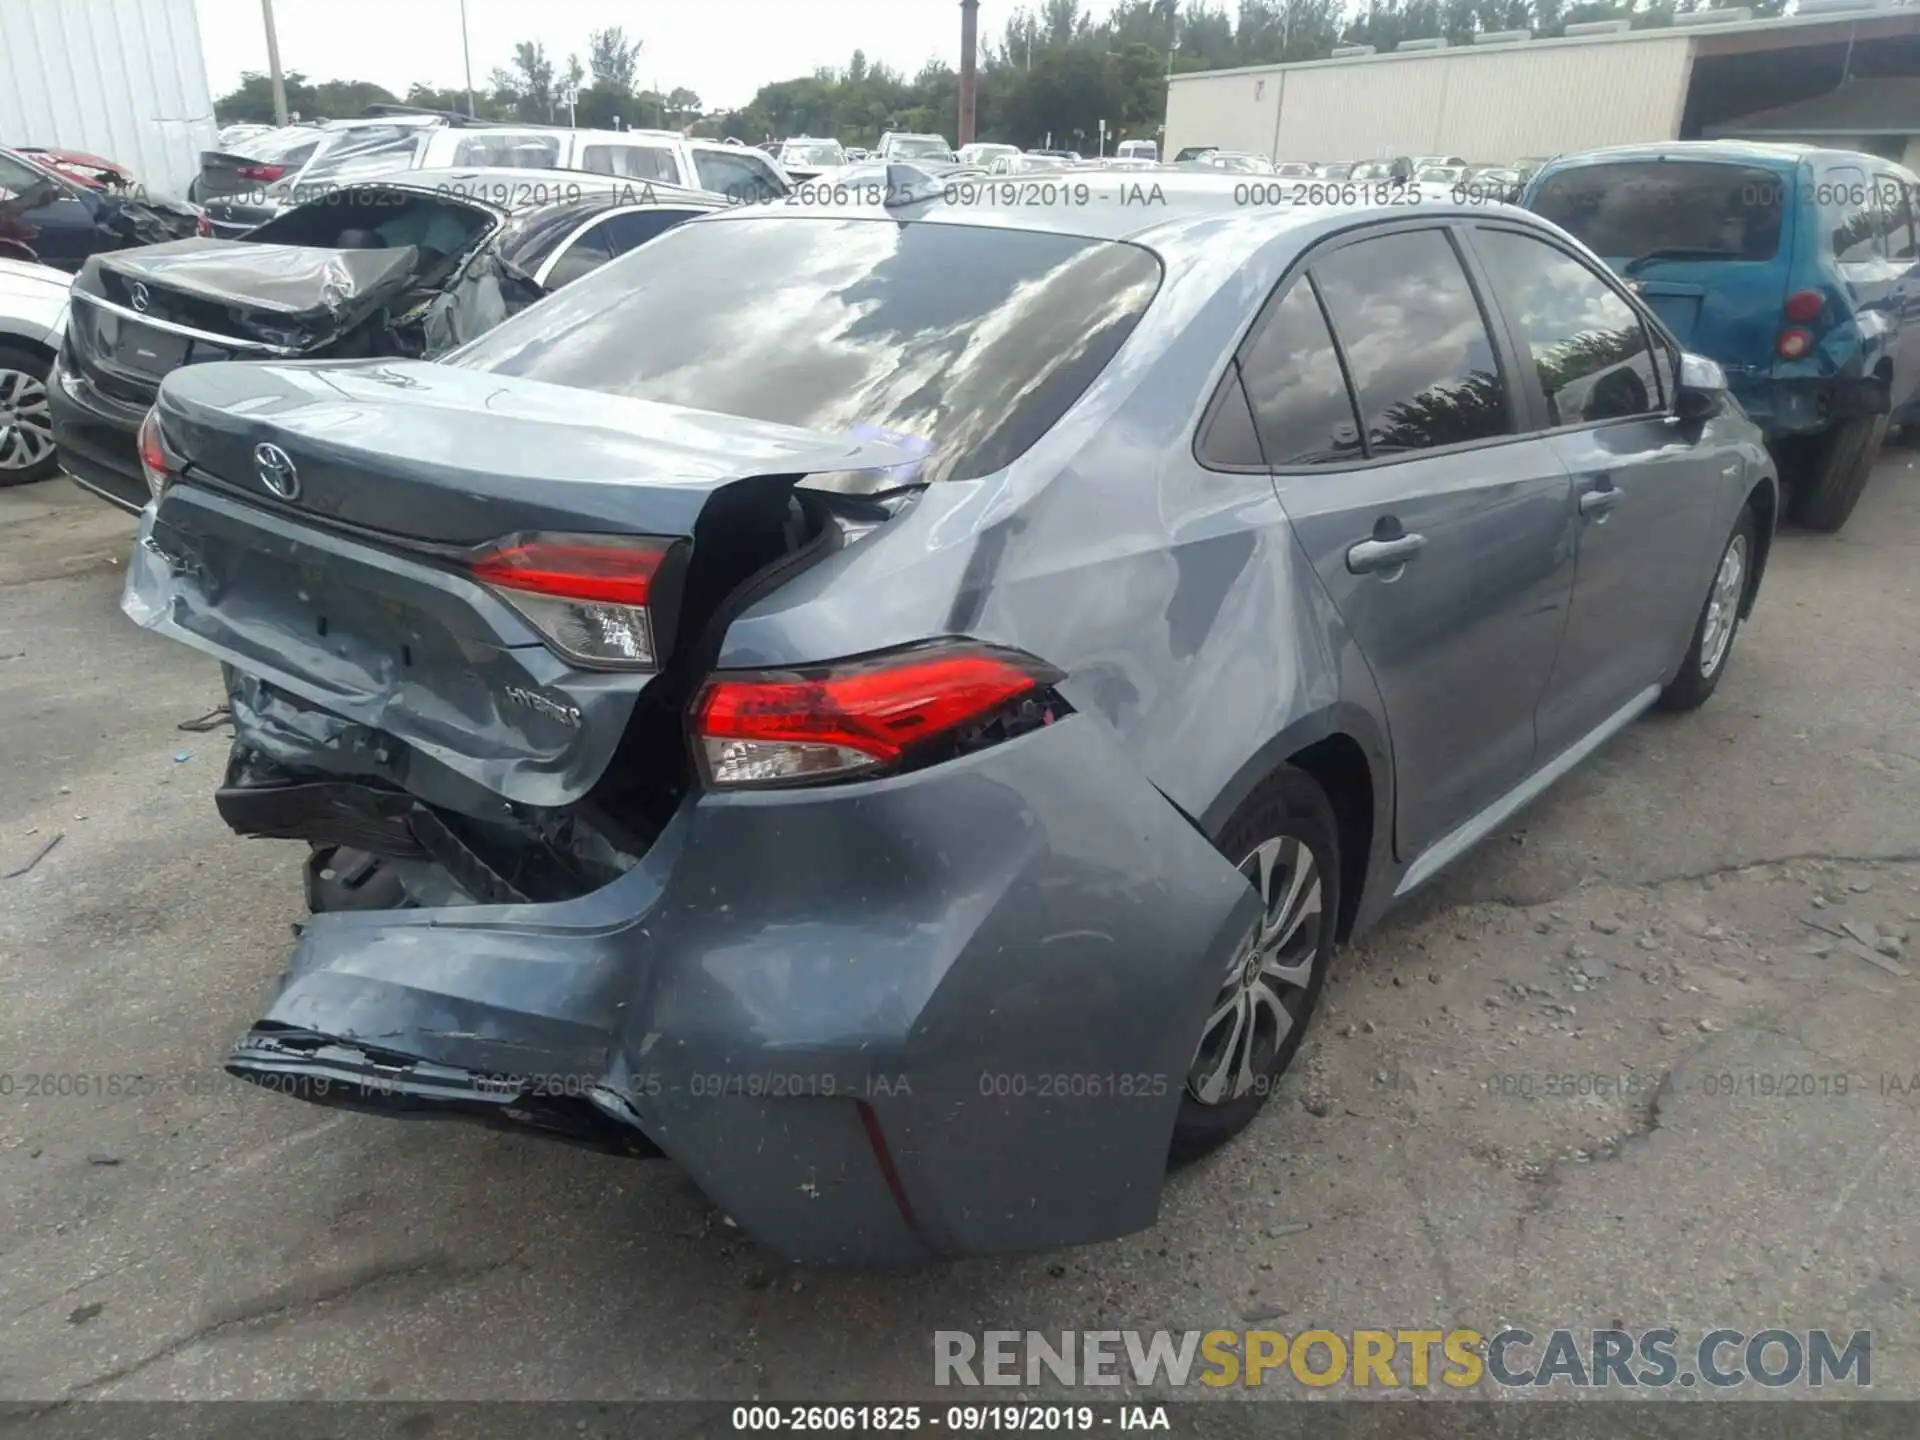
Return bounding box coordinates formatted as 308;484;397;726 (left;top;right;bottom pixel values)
0;460;1916;1404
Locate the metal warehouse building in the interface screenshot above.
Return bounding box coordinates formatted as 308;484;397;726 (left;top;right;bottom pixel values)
1166;0;1920;171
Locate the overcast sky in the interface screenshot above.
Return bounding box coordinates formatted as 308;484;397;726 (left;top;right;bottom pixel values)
193;0;1069;111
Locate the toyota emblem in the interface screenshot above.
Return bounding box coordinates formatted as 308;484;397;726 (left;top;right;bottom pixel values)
254;442;300;500
130;281;151;313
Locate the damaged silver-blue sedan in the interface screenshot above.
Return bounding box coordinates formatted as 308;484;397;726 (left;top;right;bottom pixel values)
123;172;1777;1265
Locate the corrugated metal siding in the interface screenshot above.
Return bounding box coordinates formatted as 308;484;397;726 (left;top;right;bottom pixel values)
1171;36;1693;165
0;0;217;196
1164;70;1285;161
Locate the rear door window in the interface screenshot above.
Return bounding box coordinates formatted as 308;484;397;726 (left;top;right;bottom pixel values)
1825;164;1883;263
452;132;562;169
581;144;682;185
1528;161;1785;263
448;216;1163;483
692;149;785;203
1234;279;1363;465
1881;175;1919;260
541;218;616;289
601;207;705;254
1310;228;1513;455
1474;228;1663;425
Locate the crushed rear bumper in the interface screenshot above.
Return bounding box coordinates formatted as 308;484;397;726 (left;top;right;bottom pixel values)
222;718;1259;1267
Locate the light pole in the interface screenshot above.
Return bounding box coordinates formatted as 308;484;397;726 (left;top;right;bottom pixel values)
459;0;475;116
260;0;289;125
958;0;979;147
1162;18;1179;142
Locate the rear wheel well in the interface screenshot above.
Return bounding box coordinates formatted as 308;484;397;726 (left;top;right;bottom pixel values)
1285;734;1372;943
1741;479;1775;618
0;335;55;366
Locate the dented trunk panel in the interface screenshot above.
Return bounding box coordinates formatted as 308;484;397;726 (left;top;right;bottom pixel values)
221;718;1261;1266
125;485;648;812
79;238;421;350
123;366;922;810
152;358;923;545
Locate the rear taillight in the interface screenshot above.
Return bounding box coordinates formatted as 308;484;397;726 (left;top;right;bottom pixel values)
236;163;286;182
691;641;1065;788
1783;289;1824;324
469;533;675;670
1777;328;1815;360
137;408;175;501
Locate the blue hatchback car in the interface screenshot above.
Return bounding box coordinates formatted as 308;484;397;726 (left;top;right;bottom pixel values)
1525;141;1920;531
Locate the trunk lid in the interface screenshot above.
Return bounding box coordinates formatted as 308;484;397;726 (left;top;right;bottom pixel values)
198;148;290;201
78;239;420;350
125;359;922;812
1633;281;1705;348
65;240;420;407
149;357;914;543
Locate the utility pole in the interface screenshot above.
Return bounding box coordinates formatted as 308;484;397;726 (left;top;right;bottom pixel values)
958;0;979;147
459;0;476;116
260;0;289;126
1162;18;1179;141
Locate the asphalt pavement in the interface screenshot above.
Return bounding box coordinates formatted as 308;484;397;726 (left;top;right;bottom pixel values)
0;460;1915;1409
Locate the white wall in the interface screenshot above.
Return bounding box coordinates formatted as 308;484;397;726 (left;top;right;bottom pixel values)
1164;69;1284;160
1170;34;1694;165
0;0;218;197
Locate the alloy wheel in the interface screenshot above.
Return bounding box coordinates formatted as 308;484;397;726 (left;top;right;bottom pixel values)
1186;835;1324;1105
1698;532;1748;678
0;367;55;473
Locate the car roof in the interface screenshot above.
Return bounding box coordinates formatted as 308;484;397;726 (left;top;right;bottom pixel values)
1535;138;1917;175
340;166;717;211
702;168;1548;265
322;114;444;131
564;128;682;144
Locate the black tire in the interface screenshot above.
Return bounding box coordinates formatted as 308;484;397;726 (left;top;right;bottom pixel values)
0;342;59;487
1785;412;1887;533
305;844;410;913
1169;765;1341;1165
1658;504;1759;713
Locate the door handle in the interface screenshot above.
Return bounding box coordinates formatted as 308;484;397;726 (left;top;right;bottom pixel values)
1347;531;1427;574
1578;476;1621;518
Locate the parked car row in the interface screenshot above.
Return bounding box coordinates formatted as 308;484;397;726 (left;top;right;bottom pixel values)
49;168;722;511
1526;140;1920;532
193;114;792;236
44;159;1779;1267
0;145;204;271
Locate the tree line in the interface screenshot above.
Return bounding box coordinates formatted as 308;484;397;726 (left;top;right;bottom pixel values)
212;25;701;132
213;0;1782;154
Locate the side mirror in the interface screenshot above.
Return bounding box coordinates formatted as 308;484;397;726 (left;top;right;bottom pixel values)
1674;352;1727;423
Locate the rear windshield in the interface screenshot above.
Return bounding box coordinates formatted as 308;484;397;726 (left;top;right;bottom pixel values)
233;127;320;163
448;216;1164;483
781;142;846;166
888;137;952;159
1529;161;1784;262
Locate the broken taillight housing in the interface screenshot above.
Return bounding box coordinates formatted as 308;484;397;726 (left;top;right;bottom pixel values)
137;407;176;501
691;641;1067;789
469;533;676;670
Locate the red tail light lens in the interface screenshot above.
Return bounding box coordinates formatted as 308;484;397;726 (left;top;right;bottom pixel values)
1776;328;1814;360
1783;289;1824;323
236;163;287;182
692;641;1065;788
470;533;675;670
137;408;175;501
